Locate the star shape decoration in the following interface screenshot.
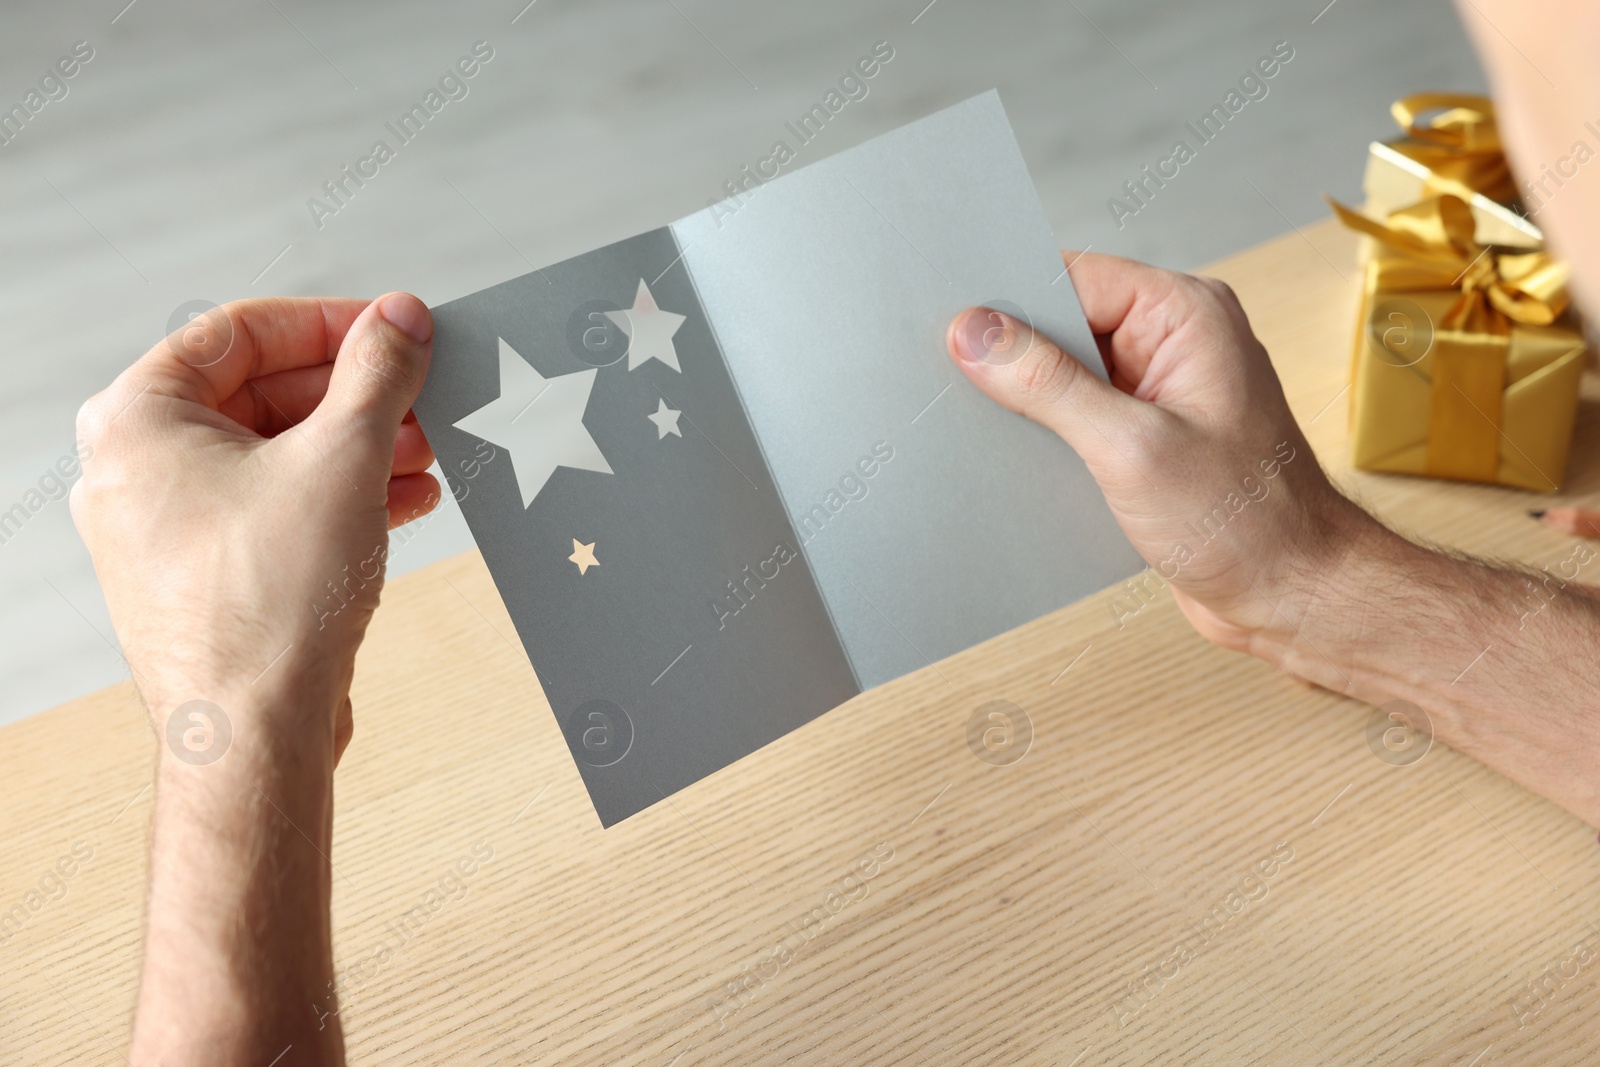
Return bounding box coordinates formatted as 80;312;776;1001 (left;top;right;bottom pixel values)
605;279;686;372
453;338;613;509
569;539;599;575
646;398;682;440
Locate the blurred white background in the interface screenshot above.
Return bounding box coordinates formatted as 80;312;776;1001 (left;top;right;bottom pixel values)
0;0;1486;724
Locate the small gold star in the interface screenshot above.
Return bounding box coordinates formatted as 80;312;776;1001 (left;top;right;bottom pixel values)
568;539;599;575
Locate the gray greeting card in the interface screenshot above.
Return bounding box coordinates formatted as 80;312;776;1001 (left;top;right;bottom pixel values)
413;91;1143;826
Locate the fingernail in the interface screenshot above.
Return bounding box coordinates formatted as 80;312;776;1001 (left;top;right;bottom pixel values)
378;292;433;344
951;307;997;362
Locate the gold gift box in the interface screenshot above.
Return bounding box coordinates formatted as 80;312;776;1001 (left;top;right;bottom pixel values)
1335;195;1586;493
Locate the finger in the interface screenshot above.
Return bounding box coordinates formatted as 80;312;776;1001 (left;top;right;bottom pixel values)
216;367;433;472
219;371;433;474
127;297;372;410
1060;252;1206;389
946;307;1134;461
217;363;335;435
393;420;435;476
386;471;442;529
1060;251;1185;334
304;293;434;480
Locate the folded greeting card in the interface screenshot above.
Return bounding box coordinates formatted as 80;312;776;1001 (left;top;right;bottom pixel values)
413;91;1143;826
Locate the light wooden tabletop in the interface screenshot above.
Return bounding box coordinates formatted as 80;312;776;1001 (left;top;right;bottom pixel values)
5;219;1599;1066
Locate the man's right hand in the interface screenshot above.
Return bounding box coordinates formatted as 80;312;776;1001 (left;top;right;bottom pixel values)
947;253;1600;826
945;252;1381;666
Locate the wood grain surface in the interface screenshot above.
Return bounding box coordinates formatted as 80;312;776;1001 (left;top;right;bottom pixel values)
4;220;1599;1066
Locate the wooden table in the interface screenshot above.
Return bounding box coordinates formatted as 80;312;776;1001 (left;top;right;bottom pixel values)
6;220;1600;1066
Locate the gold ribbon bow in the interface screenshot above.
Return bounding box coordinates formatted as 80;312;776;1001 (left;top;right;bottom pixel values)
1330;193;1573;483
1329;194;1568;331
1388;93;1517;205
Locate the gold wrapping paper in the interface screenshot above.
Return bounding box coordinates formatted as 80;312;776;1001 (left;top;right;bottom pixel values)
1363;143;1544;250
1333;195;1587;492
1384;93;1516;204
1362;94;1543;249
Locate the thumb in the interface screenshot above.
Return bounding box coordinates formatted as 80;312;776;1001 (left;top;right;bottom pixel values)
946;306;1130;460
308;292;433;470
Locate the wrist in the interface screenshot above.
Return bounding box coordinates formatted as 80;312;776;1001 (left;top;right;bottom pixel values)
1243;500;1413;691
155;722;336;842
151;682;341;839
145;666;344;768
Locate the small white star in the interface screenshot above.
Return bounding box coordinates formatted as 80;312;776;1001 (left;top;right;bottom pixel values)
606;279;686;372
647;399;682;439
569;539;598;575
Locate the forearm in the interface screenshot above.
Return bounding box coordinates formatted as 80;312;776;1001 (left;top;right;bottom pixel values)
133;689;343;1066
1259;516;1600;823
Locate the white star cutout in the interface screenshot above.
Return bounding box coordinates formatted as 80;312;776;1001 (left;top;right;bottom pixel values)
453;338;613;509
647;399;682;440
606;279;686;372
569;539;598;575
